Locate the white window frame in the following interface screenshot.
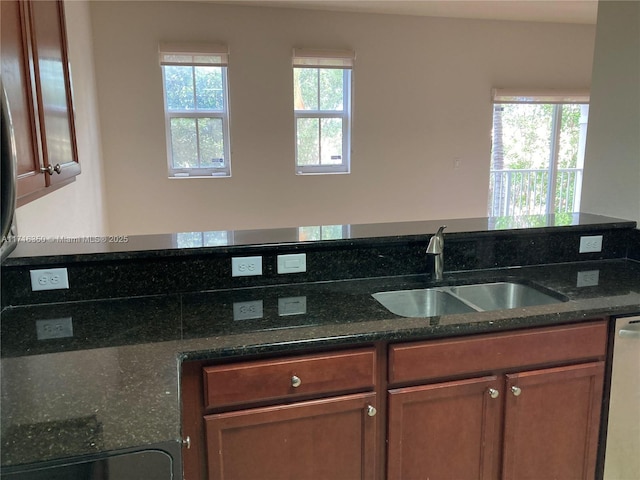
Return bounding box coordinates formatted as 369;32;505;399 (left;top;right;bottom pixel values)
293;49;354;175
489;88;590;216
159;43;231;178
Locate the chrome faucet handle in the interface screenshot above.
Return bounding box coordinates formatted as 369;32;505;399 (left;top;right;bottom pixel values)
427;225;447;281
426;225;447;254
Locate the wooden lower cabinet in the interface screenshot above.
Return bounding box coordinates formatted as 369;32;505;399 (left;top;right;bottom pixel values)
183;321;608;479
388;376;502;480
502;362;605;480
204;392;377;480
388;362;605;480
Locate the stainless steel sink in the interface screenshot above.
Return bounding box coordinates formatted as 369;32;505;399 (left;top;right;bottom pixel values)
449;282;563;311
373;281;565;318
372;289;476;317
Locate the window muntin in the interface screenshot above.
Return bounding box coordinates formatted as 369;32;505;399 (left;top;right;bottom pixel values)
160;45;231;177
293;49;354;174
489;89;589;217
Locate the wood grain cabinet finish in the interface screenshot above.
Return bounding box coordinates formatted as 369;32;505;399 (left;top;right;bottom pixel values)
388;376;502;480
203;348;376;409
389;321;608;385
183;320;609;480
0;0;79;205
204;392;377;480
386;320;607;480
502;362;605;480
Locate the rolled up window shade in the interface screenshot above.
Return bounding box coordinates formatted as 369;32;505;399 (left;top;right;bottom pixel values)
292;48;355;68
492;88;589;104
159;43;228;66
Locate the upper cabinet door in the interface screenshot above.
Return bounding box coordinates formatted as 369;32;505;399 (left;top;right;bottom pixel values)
1;0;45;200
28;0;79;188
1;0;79;206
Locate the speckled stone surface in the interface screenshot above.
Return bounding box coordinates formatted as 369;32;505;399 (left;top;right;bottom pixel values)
3;213;634;263
2;259;640;468
630;228;640;260
1;214;637;307
1;216;639;470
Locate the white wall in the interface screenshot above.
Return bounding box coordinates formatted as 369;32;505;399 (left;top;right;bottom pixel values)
581;1;640;224
15;0;108;237
89;2;595;235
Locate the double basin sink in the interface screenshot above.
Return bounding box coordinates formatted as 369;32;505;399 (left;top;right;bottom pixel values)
372;281;567;318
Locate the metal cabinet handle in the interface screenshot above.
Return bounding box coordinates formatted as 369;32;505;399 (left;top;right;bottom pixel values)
511;386;522;396
367;405;377;417
182;436;191;449
488;388;500;399
291;375;302;388
41;163;62;175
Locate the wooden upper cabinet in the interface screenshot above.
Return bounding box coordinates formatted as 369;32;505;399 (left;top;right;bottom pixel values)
1;0;79;206
1;0;43;199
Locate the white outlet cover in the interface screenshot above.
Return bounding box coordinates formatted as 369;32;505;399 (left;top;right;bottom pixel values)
277;253;307;274
579;235;603;253
231;256;263;277
30;268;70;291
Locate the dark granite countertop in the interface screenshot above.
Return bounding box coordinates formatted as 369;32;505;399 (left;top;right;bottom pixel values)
1;258;640;468
4;213;634;266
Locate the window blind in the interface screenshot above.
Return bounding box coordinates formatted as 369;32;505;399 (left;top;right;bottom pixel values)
292;48;355;69
492;88;590;104
159;43;228;67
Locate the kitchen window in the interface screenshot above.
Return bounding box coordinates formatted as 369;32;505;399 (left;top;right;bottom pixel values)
159;44;231;178
293;49;354;175
489;89;590;217
298;224;350;241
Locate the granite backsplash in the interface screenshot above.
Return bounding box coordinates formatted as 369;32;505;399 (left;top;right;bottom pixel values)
1;214;637;308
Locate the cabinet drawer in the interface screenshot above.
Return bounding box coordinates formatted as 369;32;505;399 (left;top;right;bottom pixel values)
203;347;376;409
389;320;607;385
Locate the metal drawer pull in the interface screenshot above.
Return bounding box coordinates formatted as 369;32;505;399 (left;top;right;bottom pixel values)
511;386;522;396
488;388;499;399
367;405;377;417
291;375;302;388
41;163;62;175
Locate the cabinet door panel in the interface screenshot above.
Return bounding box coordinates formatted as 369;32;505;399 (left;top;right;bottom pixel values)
502;362;605;480
29;0;79;186
1;0;45;199
205;392;377;480
387;376;501;480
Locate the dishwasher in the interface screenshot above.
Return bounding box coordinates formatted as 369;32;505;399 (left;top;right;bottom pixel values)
604;315;640;479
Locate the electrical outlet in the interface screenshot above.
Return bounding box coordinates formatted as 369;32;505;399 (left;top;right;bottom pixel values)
233;300;263;321
278;296;307;316
577;270;600;287
277;253;306;274
231;256;263;277
36;317;73;340
30;268;69;291
579;235;603;253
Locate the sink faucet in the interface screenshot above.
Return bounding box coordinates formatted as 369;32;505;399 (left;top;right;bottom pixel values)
426;225;447;281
